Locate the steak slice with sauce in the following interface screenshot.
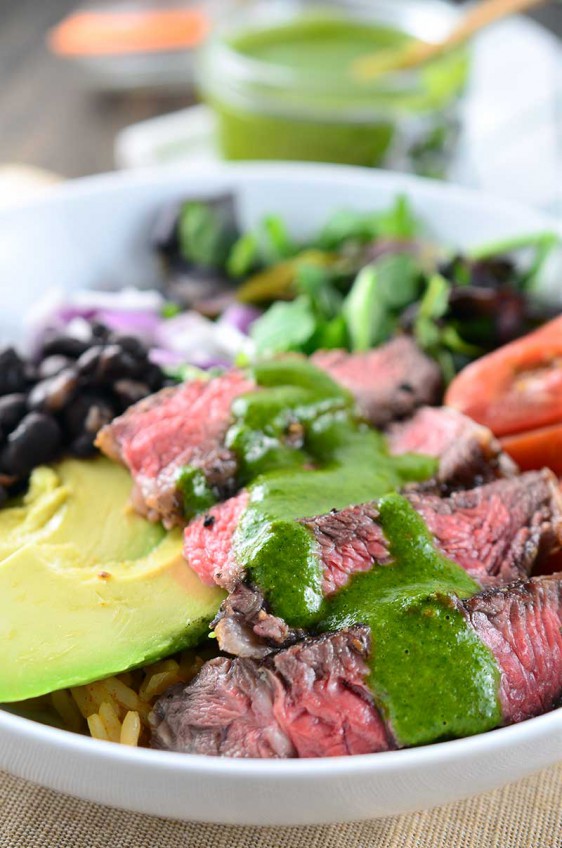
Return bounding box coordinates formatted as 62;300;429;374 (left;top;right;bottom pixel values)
408;469;562;586
462;575;562;724
185;471;562;658
387;406;517;489
186;470;562;595
150;625;393;758
151;575;562;758
95;343;440;527
96;371;255;527
312;337;442;427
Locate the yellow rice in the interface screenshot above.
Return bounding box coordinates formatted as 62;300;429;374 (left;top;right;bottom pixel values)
18;649;207;747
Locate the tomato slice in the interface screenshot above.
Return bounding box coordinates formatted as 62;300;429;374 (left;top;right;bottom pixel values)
445;315;562;437
500;423;562;476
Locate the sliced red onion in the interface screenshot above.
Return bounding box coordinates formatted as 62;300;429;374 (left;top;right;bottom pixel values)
149;347;187;367
188;354;233;371
25;287;256;371
57;306;98;322
25;287;165;354
97;309;161;343
218;303;262;335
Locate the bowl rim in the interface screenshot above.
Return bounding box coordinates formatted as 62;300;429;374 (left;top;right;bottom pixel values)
1;160;560;234
1;160;561;779
1;701;561;777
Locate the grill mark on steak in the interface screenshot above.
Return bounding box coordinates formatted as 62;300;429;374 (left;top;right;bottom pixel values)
462;574;562;724
387;406;517;490
312;337;442;427
96;372;255;527
150;626;394;758
407;470;562;586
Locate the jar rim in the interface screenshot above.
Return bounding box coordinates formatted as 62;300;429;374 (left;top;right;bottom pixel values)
202;0;464;94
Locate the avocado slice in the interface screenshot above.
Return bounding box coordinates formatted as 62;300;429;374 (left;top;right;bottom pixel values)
0;458;224;702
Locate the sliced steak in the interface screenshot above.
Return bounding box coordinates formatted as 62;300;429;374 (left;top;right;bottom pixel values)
313;336;442;427
408;470;562;586
95;342;441;527
150;625;393;758
186;471;562;600
184;496;392;600
187;472;562;660
96;371;255;527
212;582;305;659
299;503;392;596
387;406;517;489
463;574;562;724
184;490;249;589
151;575;562;758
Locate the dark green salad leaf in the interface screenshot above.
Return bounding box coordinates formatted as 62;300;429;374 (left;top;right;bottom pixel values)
251;296;318;354
157;191;561;379
178;200;238;269
467;231;559;291
227;232;260;278
316;195;421;250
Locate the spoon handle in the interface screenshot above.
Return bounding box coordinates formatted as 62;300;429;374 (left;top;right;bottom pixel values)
354;0;549;80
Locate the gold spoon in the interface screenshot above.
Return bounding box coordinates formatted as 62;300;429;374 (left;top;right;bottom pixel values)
353;0;549;81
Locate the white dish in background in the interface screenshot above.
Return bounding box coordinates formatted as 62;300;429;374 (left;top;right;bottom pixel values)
114;16;562;214
0;163;561;825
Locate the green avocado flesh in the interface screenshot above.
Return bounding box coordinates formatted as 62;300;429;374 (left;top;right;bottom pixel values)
0;458;224;703
219;359;502;746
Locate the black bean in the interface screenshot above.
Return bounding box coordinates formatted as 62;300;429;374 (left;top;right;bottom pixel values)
41;334;90;359
75;346;104;378
24;362;39;383
0;394;27;439
38;355;73;380
115;335;147;359
0;347;27;395
90;322;112;343
68;433;97;458
112;379;150;407
62;392;115;439
144;363;165;391
83;403;114;436
1;413;62;477
27;368;79;413
86;344;143;384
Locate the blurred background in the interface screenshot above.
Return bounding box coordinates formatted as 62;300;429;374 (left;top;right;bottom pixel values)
0;0;561;211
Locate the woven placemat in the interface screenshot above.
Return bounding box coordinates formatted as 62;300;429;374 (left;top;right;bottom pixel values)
1;764;561;848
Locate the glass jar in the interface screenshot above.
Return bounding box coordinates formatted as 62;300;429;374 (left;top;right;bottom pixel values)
197;0;470;178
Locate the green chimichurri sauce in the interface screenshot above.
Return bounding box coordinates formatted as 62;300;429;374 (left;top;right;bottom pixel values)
201;13;469;173
320;495;502;746
183;357;502;745
225;359;354;483
227;358;436;626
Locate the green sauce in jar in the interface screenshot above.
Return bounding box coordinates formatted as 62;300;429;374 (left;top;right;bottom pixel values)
198;1;469;176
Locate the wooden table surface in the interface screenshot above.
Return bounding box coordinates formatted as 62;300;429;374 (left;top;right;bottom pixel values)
0;0;561;179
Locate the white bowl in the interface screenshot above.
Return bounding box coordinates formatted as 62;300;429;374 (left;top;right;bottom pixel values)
0;163;561;825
